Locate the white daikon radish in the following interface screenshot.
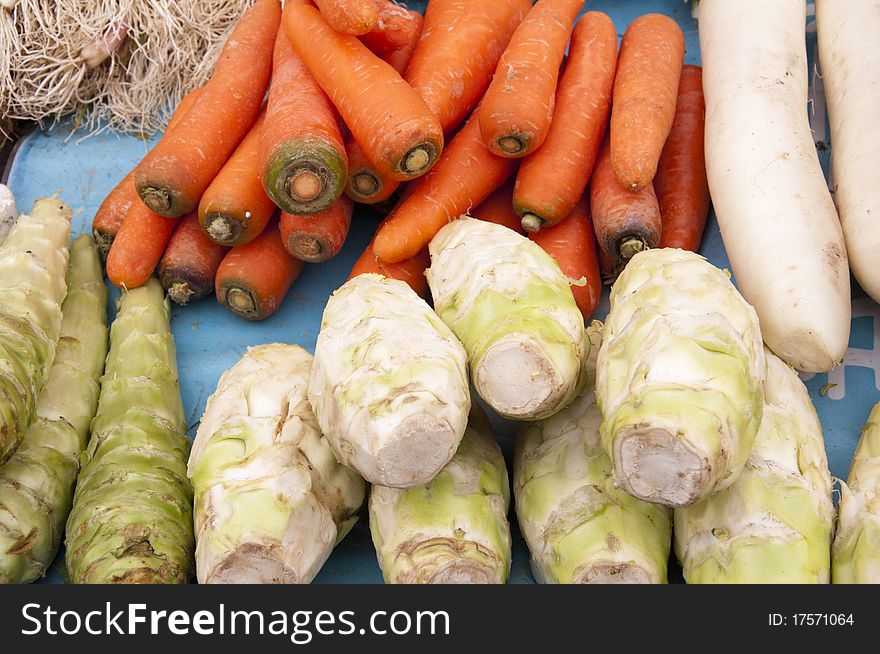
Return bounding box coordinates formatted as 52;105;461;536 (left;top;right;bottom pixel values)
817;0;880;304
699;0;850;373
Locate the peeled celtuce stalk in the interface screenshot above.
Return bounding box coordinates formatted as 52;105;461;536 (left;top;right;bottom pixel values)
0;236;107;584
0;197;71;464
65;278;194;584
427;217;587;421
309;274;470;488
833;402;880;583
597;248;766;507
0;183;16;243
515;323;672;584
369;406;511;584
189;345;365;584
675;349;834;583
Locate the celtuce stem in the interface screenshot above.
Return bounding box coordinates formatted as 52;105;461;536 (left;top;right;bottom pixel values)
0;183;16;244
0;236;107;584
188;345;365;584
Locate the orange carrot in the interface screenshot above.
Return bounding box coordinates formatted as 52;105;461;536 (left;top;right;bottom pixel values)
106;204;181;289
349;242;430;298
279;195;353;263
529;197;601;320
478;0;584;158
360;2;422;55
589;138;662;266
91;86;204;255
656;65;709;252
373;111;519;263
159;213;229;305
470;178;525;234
133;0;280;217
259;29;348;217
215;217;304;321
610;13;685;191
315;0;378;36
344;136;400;204
404;0;531;133
514;12;618;232
198;111;276;247
283;0;443;182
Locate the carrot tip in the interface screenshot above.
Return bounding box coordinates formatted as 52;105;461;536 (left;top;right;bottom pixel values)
497;136;526;156
204;213;241;245
351;171;381;198
288;233;326;263
401;143;436;175
290;169;323;202
168;281;195;306
141;186;172;214
620;237;647;260
223;285;260;319
521;213;544;234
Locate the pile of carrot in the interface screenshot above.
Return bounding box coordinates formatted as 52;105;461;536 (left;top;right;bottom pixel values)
92;0;710;324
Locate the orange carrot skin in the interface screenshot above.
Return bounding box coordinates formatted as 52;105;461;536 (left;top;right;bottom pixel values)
405;0;531;133
478;0;585;158
470;178;525;234
279;195;353;263
529;197;601;320
345;136;400;204
215;218;304;321
656;65;709;252
259;29;348;216
159;213;229;305
349;243;430;298
590;138;662;265
315;0;378;36
283;1;443;182
198;111;276;247
134;0;280;217
514;12;618;230
360;2;422;55
610;13;685;191
106;204;182;289
373;112;519;263
92;86;204;255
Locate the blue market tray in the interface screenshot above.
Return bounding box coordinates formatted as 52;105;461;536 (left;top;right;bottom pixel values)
2;0;875;584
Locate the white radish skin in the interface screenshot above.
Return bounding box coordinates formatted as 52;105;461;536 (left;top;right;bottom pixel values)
817;0;880;304
699;0;850;372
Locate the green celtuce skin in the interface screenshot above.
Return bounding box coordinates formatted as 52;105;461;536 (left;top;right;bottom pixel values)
188;344;365;584
597;248;766;507
514;323;672;584
833;401;880;583
0;197;72;464
65;278;194;584
426;218;588;421
0;235;107;584
309;273;470;489
369;406;511;584
675;348;834;584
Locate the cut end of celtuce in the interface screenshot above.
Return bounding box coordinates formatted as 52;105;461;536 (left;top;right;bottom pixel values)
833;400;880;583
597;248;766;508
65;278;195;584
515;322;672;584
188;344;365;585
0;196;72;464
426;217;588;421
699;0;850;373
0;235;107;584
309;273;470;488
369;405;511;584
675;348;834;584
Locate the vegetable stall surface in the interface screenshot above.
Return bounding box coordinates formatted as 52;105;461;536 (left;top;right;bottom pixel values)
833;400;880;584
189;345;365;584
515;324;671;584
369;406;511;584
674;349;834;583
597;249;766;508
0;196;71;464
427;218;588;421
0;236;107;584
65;279;194;584
700;0;851;373
816;0;880;306
309;274;470;488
